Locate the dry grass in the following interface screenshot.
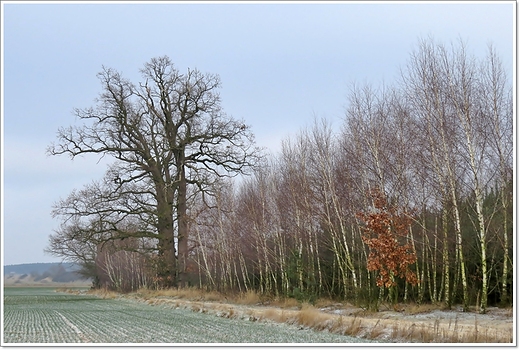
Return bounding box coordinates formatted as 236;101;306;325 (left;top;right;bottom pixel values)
390;320;428;342
259;307;288;323
55;288;83;295
268;297;300;309
255;303;512;343
383;314;514;343
329;315;363;337
313;298;338;308
345;317;363;337
503;307;513;317
405;302;444;314
367;319;386;339
136;287;223;302
297;303;330;329
86;288;120;299
235;290;261;305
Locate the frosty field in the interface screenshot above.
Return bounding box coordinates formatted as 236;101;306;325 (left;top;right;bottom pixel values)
3;287;372;344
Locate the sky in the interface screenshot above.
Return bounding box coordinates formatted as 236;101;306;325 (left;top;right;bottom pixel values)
1;1;515;266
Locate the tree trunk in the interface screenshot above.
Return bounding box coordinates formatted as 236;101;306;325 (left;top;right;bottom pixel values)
156;185;177;287
177;151;189;288
500;185;510;305
442;205;451;309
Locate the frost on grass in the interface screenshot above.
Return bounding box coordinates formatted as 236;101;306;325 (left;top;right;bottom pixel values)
3;287;372;344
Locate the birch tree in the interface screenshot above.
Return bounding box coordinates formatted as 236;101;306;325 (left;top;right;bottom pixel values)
401;38;470;310
479;45;513;306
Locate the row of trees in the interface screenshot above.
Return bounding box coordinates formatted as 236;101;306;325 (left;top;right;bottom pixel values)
46;37;513;313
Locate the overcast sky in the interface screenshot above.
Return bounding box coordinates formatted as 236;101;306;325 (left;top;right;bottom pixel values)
2;1;514;266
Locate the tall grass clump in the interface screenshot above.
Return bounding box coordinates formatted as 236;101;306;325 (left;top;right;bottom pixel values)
297;303;326;328
236;290;261;305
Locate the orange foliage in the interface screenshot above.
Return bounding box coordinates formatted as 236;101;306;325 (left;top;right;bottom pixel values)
357;188;418;288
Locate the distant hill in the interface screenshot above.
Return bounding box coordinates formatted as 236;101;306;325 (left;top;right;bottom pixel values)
4;262;76;275
4;262;90;285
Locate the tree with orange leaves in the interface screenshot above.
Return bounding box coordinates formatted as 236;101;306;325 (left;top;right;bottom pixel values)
357;188;418;306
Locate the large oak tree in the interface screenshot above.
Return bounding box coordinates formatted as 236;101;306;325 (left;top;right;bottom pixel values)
48;56;260;287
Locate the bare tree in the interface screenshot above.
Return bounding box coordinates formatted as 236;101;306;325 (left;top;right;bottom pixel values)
479;45;513;306
441;40;490;312
401;38;471;310
45;218;100;284
307;119;355;299
96;236;153;292
48;56;260;287
277;133;324;299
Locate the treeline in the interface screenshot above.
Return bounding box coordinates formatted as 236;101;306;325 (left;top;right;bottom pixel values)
46;37;513;313
190;38;513;314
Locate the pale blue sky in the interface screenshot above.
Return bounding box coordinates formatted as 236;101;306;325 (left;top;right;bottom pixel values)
2;1;515;265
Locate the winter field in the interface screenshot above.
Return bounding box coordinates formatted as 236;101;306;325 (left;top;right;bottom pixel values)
2;287;373;344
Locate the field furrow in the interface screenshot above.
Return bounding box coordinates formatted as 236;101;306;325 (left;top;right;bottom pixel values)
3;287;372;344
4;308;84;343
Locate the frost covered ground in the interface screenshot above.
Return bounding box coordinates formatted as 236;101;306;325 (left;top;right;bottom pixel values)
133;296;513;343
318;303;514;343
2;287;374;344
